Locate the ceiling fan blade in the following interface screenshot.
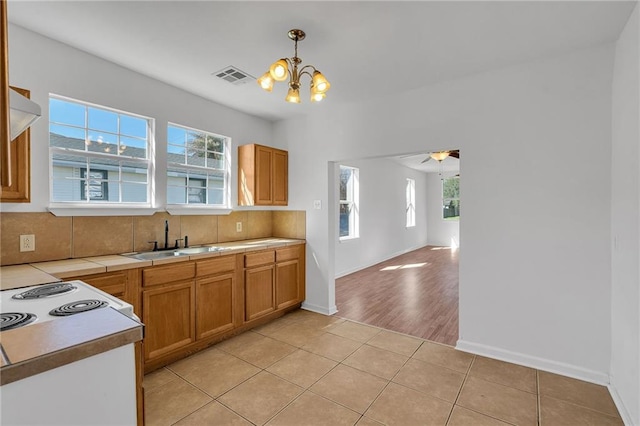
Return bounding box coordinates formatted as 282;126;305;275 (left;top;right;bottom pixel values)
420;156;432;163
449;150;460;159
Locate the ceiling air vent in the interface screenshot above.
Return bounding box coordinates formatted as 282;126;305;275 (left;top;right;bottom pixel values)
212;66;255;86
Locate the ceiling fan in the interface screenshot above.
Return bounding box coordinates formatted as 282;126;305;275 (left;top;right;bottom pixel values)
421;150;460;164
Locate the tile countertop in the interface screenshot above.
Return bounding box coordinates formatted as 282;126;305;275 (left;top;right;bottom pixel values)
0;308;143;385
0;238;305;289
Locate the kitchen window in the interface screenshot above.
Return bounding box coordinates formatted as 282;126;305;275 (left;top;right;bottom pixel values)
406;178;415;227
167;123;230;207
339;165;359;240
49;95;152;205
443;176;460;220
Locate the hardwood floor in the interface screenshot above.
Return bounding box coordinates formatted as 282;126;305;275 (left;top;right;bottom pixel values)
335;245;459;346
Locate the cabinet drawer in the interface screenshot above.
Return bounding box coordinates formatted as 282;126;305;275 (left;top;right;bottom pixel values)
143;262;195;287
276;246;299;262
197;255;236;277
77;271;127;297
245;250;275;268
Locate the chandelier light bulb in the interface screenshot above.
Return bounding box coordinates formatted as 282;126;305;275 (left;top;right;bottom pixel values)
257;72;274;92
285;87;301;103
269;59;289;82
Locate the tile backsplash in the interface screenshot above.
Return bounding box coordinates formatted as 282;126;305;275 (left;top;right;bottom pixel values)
0;210;306;266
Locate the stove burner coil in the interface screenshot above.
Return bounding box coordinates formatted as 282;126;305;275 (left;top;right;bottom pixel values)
49;300;108;317
1;312;37;331
12;282;77;300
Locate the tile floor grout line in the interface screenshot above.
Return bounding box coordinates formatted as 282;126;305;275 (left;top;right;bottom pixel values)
444;355;475;425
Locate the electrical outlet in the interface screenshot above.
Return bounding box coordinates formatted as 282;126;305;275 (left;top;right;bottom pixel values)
313;200;322;210
236;222;242;232
20;234;35;252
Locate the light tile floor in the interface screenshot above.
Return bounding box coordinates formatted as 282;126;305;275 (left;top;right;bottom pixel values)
144;309;623;426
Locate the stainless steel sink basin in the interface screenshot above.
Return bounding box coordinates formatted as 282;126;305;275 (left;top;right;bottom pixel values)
126;246;223;261
175;246;223;255
126;251;184;261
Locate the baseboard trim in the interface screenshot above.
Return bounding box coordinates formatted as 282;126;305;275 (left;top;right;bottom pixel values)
301;302;338;316
456;339;610;385
335;243;431;279
608;383;635;426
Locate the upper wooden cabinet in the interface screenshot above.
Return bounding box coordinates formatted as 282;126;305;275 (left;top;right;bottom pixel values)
1;87;31;203
238;143;288;206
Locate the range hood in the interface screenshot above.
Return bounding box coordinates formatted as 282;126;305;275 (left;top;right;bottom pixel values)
9;87;41;140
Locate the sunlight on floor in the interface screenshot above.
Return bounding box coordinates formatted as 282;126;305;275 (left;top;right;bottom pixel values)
380;263;427;271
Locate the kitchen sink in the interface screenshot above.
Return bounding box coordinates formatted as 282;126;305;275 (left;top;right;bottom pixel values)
126;246;223;261
175;246;223;255
126;251;185;261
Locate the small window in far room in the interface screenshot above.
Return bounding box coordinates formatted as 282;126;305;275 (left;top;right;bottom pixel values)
442;176;460;221
406;178;416;227
339;165;359;240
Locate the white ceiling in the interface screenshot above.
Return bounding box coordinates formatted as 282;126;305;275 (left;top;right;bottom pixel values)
7;1;636;123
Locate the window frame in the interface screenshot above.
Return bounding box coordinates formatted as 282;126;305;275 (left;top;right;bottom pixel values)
48;94;154;211
406;178;416;228
166;122;231;210
442;175;460;221
339;165;360;241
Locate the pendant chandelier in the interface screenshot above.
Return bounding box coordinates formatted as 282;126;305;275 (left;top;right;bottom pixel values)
257;29;331;103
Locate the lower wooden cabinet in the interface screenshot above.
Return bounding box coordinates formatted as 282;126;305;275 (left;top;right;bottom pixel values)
276;260;300;309
68;269;140;316
142;280;196;361
245;264;275;321
196;273;235;339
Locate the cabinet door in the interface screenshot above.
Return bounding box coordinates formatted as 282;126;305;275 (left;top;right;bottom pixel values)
196;273;235;339
143;280;195;361
255;145;273;205
272;149;288;205
276;259;300;309
245;265;275;321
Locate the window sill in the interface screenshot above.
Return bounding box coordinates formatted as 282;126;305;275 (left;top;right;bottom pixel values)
48;205;159;217
339;236;360;243
166;205;233;216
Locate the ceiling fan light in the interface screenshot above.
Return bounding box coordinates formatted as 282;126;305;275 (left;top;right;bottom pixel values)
312;71;330;93
430;151;450;162
257;72;274;92
285;87;301;103
269;59;289;82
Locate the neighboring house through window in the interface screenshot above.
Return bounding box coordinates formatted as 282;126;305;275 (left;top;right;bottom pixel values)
406;178;416;227
167;123;230;207
80;168;108;201
49;95;152;204
443;176;460;220
339;165;359;240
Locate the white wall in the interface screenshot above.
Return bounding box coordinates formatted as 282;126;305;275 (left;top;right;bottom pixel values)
278;44;615;382
4;24;273;212
426;172;460;247
610;4;640;425
333;158;428;278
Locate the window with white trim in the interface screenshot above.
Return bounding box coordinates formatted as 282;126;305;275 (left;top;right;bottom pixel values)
443;176;460;220
167;123;230;207
406;178;416;227
339;165;359;240
49;96;152;204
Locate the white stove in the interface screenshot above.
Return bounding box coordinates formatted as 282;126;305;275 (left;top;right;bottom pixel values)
1;280;139;425
0;280;135;331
